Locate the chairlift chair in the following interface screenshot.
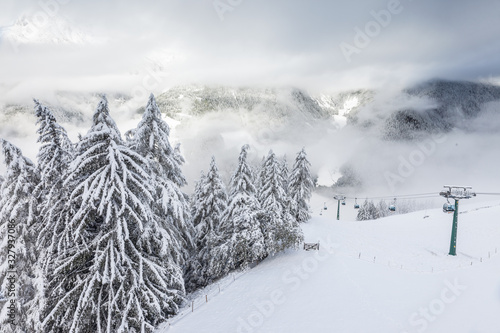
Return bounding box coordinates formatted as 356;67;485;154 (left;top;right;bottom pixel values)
443;202;455;213
388;198;396;212
354;198;360;209
323;202;327;210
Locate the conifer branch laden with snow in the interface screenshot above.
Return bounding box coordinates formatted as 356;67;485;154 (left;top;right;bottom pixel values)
30;101;74;332
0;140;41;333
33;100;74;268
43;97;184;333
218;145;266;270
186;157;230;290
258;150;303;254
129;94;194;267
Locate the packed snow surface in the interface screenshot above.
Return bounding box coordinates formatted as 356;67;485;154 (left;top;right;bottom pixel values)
157;196;500;333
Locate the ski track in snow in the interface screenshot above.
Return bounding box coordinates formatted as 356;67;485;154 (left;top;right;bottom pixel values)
157;195;500;333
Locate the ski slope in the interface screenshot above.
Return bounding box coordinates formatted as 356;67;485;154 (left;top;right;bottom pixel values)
157;197;500;333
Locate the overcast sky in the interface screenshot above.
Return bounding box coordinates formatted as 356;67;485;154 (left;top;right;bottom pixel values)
1;0;500;99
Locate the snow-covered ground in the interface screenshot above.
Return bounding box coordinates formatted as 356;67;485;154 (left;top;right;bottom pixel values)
157;195;500;333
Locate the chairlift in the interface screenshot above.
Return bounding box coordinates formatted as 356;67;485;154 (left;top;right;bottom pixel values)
323;202;327;210
388;198;396;212
341;199;346;206
442;202;455;213
354;198;360;209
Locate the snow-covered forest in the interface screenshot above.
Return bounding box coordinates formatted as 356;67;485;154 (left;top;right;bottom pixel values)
0;94;314;332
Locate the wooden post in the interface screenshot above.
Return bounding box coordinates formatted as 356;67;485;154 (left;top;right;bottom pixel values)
206;295;208;303
192;301;194;312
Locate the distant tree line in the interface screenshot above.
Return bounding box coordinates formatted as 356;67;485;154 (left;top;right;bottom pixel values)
356;199;422;221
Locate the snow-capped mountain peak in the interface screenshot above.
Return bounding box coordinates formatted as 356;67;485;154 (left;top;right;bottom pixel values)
1;14;101;46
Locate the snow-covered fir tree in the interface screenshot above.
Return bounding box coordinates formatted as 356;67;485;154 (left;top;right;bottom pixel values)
258;150;303;255
183;171;205;291
256;156;266;191
281;155;290;195
130;94;194;266
289;148;314;223
357;200;379;221
29;101;74;331
34;100;74;265
377;200;389;218
0;139;41;333
187;157;229;289
219;145;265;269
34;100;73;189
42;97;184;333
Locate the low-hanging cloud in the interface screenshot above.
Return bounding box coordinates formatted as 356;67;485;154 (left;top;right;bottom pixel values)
1;0;500;204
1;0;500;101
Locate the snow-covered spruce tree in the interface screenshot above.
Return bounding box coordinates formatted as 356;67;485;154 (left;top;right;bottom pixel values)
130;94;194;266
256;156;266;192
187;157;229;289
183;172;205;291
219;145;265;269
34;100;73;187
357;200;379;221
258;150;302;255
42;97;184;333
34;100;74;263
376;200;389;218
281;155;289;195
30;100;74;331
0;139;41;333
289;148;314;223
